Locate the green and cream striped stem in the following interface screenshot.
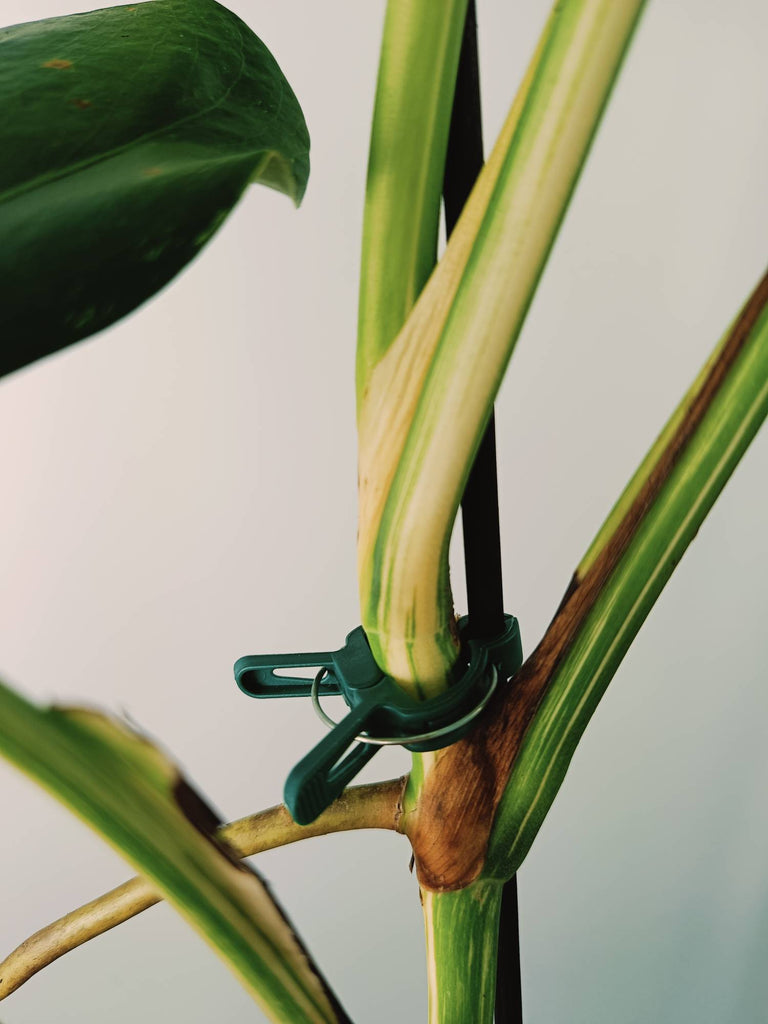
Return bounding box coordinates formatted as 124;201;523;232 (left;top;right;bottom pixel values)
356;0;469;703
357;0;469;404
405;268;768;891
485;267;768;879
422;881;503;1024
358;0;647;697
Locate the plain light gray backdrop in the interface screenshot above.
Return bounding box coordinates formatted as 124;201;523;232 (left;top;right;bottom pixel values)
1;1;767;1021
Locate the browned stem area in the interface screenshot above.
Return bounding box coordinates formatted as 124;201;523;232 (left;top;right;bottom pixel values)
407;268;768;891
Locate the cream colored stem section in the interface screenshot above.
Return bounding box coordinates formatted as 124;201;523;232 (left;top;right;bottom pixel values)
357;72;530;693
0;779;404;1002
358;0;645;694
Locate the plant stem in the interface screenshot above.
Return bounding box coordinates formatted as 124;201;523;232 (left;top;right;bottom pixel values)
357;0;471;697
486;267;768;879
357;0;469;403
423;880;503;1024
358;0;647;692
406;267;768;890
0;778;405;1003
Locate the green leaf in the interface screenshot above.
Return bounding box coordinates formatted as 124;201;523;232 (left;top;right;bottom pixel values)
0;0;309;377
406;269;768;891
0;679;347;1023
484;268;768;881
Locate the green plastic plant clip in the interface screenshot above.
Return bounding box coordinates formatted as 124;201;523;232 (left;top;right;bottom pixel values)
234;615;522;825
234;627;382;698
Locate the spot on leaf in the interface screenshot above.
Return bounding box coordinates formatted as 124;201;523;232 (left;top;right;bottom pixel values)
72;98;92;109
43;59;73;70
142;167;164;177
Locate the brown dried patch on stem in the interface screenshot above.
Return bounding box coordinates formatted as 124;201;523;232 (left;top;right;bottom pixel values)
408;268;768;891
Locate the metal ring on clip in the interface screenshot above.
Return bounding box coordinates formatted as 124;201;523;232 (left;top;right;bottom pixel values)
310;664;498;747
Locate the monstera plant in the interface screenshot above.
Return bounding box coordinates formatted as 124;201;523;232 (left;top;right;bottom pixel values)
0;0;766;1021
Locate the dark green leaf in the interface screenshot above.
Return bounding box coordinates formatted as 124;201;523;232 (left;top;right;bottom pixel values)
0;0;310;377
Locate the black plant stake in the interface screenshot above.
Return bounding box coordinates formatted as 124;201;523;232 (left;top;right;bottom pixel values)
443;4;524;1022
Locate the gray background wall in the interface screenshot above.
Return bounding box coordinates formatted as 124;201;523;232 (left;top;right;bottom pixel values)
1;1;767;1021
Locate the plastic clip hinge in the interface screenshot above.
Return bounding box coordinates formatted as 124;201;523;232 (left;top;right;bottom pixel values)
234;614;521;825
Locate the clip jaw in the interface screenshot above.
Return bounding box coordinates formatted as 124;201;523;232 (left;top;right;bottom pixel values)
234;615;522;825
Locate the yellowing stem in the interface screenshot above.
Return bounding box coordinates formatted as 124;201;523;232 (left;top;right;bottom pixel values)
358;0;646;695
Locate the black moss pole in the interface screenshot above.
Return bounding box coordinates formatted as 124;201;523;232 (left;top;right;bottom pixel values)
442;4;524;1022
